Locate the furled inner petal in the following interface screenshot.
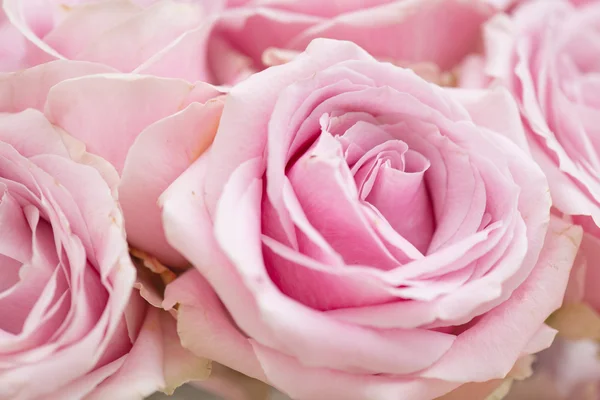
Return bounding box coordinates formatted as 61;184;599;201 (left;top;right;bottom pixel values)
387;121;487;253
286;130;401;269
0;255;20;295
350;140;409;198
266;73;375;250
360;148;433;254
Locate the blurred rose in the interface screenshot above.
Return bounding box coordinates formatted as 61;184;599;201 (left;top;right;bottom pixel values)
32;60;225;268
462;0;600;231
506;337;600;400
160;39;581;400
1;0;494;85
20;44;275;400
0;61;210;399
462;4;600;397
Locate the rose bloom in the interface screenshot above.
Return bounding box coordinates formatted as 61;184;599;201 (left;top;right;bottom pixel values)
18;54;270;399
155;38;581;400
0;61;211;399
462;0;600;381
462;0;600;229
0;0;493;85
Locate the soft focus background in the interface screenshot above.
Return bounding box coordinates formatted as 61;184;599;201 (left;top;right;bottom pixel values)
148;385;290;400
149;385;221;400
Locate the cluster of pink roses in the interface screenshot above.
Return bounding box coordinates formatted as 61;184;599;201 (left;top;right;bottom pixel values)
0;0;598;399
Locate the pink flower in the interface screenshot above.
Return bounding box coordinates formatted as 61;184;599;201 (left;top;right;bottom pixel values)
160;39;581;400
0;61;210;399
1;0;494;84
463;0;600;230
463;4;600;381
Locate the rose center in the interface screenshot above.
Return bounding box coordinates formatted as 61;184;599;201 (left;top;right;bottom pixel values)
346;139;434;254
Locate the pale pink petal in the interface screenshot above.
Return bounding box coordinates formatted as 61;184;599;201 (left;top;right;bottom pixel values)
161;157;272;381
134;21;215;83
120;94;223;267
420;217;581;382
87;302;211;399
0;60;116;113
446;86;530;154
73;1;206;72
162;269;267;382
0;2;51;71
2;0;63;60
251;342;460;400
44;74;199;173
287;0;493;70
42;1;142;59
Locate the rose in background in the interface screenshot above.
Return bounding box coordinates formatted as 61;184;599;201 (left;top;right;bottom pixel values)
23;55;274;399
156;38;581;400
460;1;600;398
0;61;212;399
38;61;224;268
460;0;600;225
462;0;600;338
1;0;494;85
476;0;600;229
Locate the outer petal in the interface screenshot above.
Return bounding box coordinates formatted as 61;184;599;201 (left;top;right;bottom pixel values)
446;86;530;154
162;269;267;382
0;60;116;113
0;3;51;71
161;155;275;349
133;20;215;83
119;93;223;267
420;216;581;382
288;0;494;70
43;74;210;173
86;298;211;400
250;342;460;400
71;1;206;72
2;0;63;60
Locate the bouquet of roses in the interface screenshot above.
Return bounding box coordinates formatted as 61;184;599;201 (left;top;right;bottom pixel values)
0;0;599;399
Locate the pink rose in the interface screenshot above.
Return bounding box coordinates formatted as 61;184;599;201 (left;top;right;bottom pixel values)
1;0;494;85
463;0;600;353
159;39;581;400
0;61;210;399
24;52;273;400
463;0;600;229
31;57;278;398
